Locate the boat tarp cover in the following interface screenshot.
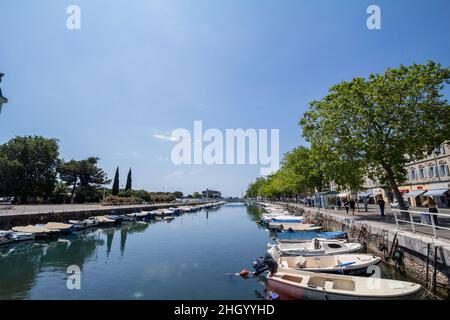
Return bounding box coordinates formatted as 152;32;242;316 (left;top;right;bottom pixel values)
277;231;346;241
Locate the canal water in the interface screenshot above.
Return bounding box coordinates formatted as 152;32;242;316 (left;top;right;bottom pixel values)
0;203;416;300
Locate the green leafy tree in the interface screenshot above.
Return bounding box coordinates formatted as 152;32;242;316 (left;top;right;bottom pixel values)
59;157;110;203
125;168;132;191
0;136;59;203
173;191;183;199
112;167;120;196
300;61;450;210
51;181;68;204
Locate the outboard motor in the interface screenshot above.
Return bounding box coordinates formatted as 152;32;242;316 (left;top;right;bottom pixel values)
252;253;278;275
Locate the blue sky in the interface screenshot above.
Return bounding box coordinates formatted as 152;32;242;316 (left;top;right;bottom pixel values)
1;0;450;197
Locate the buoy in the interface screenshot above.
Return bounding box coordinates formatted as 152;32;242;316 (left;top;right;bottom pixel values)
239;269;250;277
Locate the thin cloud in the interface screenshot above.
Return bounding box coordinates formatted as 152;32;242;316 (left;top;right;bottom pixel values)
152;132;178;142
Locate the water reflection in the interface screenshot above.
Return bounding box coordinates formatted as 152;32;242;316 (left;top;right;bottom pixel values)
0;221;149;299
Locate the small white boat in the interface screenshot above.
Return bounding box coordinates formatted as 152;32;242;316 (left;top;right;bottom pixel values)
268;222;321;231
42;222;76;234
266;247;381;275
262;215;304;224
0;230;14;245
69;217;99;230
12;225;58;239
273;239;362;256
267;269;423;300
96;216;116;225
12;232;35;242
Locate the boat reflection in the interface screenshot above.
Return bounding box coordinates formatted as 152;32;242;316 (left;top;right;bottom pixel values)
0;221;149;299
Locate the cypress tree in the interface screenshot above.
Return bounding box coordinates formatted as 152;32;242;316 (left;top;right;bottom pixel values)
125;168;132;191
112;167;119;196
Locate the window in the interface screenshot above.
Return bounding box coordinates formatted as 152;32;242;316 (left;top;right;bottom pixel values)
439;162;449;176
418;166;425;179
410;169;416;180
428;165;436;178
434;145;447;155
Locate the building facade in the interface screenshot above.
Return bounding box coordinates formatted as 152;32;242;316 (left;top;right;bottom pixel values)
201;189;222;199
399;144;450;208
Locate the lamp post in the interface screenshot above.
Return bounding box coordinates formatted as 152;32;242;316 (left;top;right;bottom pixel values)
0;73;8;115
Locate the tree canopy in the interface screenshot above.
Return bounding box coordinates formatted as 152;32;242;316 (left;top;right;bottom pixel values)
0;136;60;203
300;61;450;209
59;157;110;203
247;61;450;208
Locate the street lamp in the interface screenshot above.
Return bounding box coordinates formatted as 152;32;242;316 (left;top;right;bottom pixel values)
0;73;8;115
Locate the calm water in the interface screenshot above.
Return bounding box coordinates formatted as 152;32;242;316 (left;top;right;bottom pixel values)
0;204;414;300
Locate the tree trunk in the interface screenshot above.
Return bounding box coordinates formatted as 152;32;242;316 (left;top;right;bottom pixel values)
383;165;409;219
70;180;77;203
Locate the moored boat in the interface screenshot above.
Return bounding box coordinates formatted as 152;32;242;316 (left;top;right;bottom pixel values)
0;230;14;245
268;222;322;232
277;231;347;243
272;239;362;256
263;247;381;275
42;222;77;234
11;232;35;242
267;269;423;300
261;215;305;224
96;216;116;226
69;217;99;230
12;225;58;239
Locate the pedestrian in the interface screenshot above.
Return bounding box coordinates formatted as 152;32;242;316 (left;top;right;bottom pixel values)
378;198;386;217
343;199;349;215
423;197;439;227
349;198;356;216
363;196;368;212
336;197;342;208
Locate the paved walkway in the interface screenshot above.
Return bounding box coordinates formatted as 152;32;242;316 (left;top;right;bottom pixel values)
283;203;450;240
0;202;183;217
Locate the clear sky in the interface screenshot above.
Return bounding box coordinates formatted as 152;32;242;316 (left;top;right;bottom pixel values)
1;0;450;197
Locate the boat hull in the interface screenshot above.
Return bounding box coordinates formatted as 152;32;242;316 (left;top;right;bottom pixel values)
268;277;423;300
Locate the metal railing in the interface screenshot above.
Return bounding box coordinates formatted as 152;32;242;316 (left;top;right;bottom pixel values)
391;209;450;238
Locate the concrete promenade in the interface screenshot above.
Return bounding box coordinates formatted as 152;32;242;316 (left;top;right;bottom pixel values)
0;202;205;228
0;203;173;216
285;202;450;239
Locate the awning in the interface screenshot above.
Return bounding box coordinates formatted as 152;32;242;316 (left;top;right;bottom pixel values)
404;190;427;198
337;192;350;198
358;190;374;197
423;189;449;197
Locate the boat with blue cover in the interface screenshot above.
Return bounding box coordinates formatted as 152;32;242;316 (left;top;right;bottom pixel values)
277;231;347;243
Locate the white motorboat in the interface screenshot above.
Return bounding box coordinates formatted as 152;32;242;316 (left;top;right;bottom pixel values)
265;247;381;275
267;269;423;300
273;239;362;256
261;215;304;224
268;222;321;231
11;232;35;242
0;230;14;245
12;225;58;239
69;217;99;230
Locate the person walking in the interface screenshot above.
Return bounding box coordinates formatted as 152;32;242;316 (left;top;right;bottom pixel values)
423;197;439;227
378;198;386;217
343;199;349;215
363;196;369;212
349;198;356;216
336;197;342;208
